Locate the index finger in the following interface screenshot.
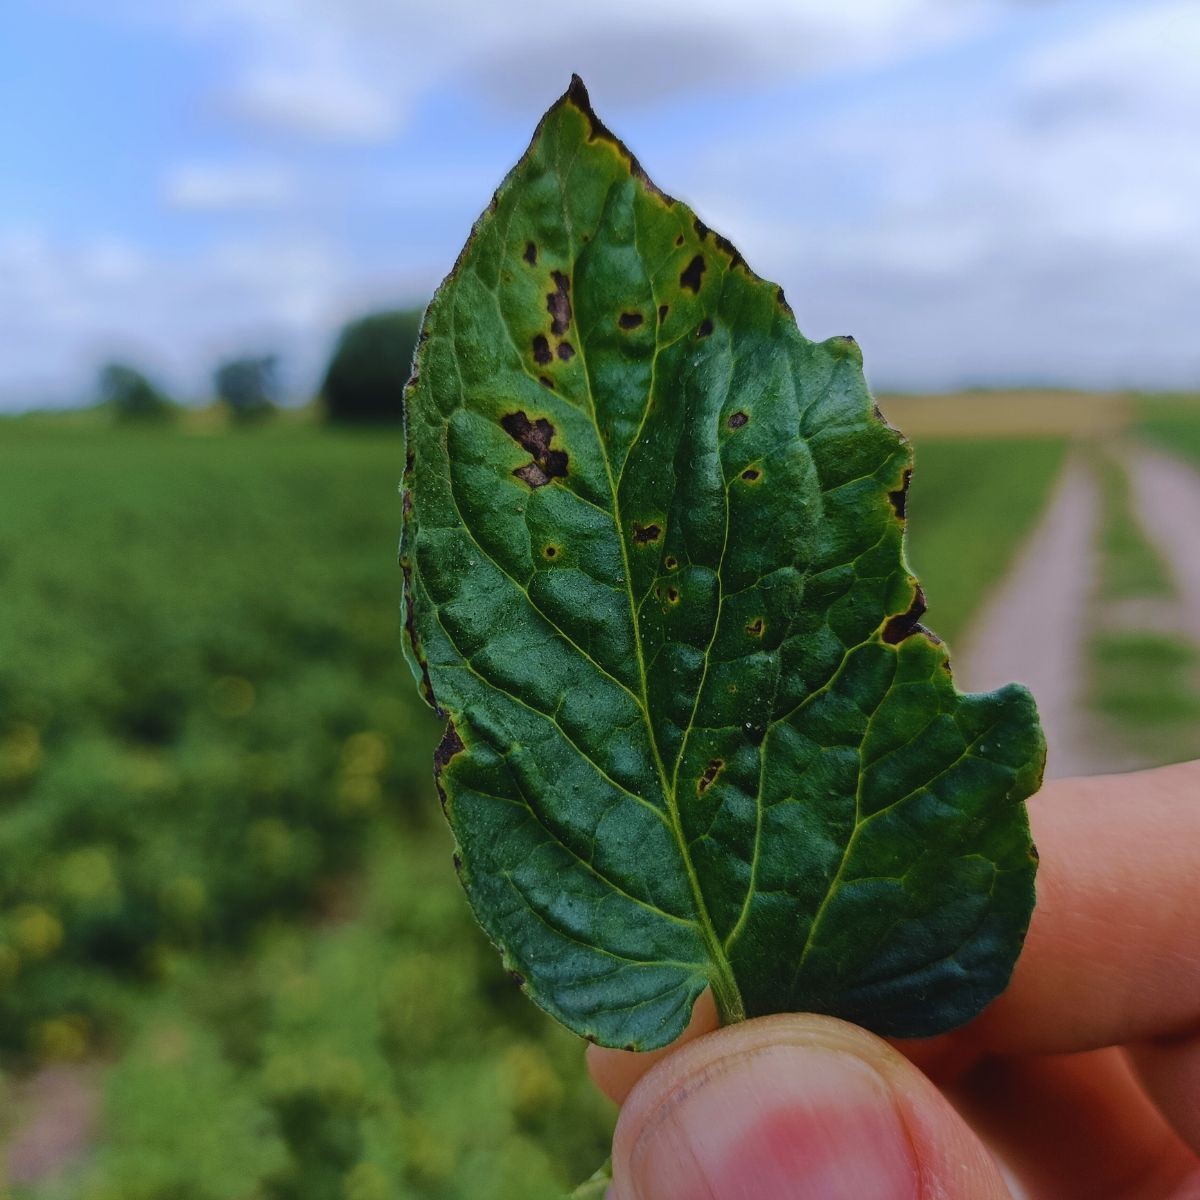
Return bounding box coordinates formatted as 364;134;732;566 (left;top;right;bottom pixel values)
946;759;1200;1058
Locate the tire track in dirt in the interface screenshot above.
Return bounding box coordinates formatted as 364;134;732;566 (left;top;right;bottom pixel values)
953;454;1100;780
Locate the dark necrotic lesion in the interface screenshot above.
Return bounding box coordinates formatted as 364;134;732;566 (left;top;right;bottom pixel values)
532;334;552;365
501;410;569;489
679;255;706;293
546;271;572;335
618;312;644;329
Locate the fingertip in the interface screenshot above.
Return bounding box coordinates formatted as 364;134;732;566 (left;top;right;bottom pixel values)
587;989;719;1106
612;1013;1011;1200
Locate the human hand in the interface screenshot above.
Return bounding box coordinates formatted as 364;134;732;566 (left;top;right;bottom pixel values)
588;760;1200;1199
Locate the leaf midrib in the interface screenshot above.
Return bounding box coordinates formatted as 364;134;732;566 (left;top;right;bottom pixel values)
558;142;745;1022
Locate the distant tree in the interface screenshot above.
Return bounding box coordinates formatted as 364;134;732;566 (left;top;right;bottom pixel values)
98;362;173;423
214;355;278;423
320;309;422;423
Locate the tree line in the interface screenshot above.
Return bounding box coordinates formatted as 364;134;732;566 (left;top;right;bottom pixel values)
99;308;423;425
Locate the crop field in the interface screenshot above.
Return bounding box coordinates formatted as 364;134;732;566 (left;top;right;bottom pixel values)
0;401;1195;1198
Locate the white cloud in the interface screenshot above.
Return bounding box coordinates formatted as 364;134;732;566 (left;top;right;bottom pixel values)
132;0;1011;142
647;0;1200;389
163;162;296;210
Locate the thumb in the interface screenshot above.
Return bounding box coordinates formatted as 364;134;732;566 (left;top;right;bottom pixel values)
609;1013;1011;1200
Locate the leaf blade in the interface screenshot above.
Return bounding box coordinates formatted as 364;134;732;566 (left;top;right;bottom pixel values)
402;77;1043;1049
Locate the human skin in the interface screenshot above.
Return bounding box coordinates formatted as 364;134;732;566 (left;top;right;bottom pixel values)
588;760;1200;1199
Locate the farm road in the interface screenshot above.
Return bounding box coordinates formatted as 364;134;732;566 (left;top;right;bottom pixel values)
956;440;1200;780
953;454;1099;779
1126;443;1200;647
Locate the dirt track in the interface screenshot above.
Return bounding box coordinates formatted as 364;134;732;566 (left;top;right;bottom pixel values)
954;454;1100;779
1126;444;1200;646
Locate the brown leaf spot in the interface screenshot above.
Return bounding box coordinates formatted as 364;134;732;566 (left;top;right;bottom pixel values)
434;721;464;771
664;555;678;570
633;522;662;544
452;851;463;871
745;617;764;637
501;410;569;489
679;254;706;294
507;968;526;988
882;587;928;645
697;758;723;794
741;467;761;483
547;270;572;335
618;312;644;329
889;468;913;520
557;341;575;361
532;334;552;365
523;242;537;266
675;234;685;247
728;411;748;429
538;375;554;389
543;544;559;559
697;317;713;338
658;304;669;323
665;587;680;604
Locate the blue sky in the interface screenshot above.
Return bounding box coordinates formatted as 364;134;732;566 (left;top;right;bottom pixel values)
1;0;1197;408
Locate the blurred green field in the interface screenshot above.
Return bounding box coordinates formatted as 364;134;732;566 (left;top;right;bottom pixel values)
0;419;1071;1197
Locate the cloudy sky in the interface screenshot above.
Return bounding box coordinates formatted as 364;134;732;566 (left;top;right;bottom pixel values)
1;0;1197;409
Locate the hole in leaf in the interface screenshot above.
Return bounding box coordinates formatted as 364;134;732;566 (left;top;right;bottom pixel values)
698;758;723;794
889;468;912;519
633;522;662;544
882;587;928;645
618;312;644;329
745;617;764;637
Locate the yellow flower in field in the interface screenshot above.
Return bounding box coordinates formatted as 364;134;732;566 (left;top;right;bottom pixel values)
336;774;381;815
343;1162;389;1200
58;847;121;905
11;906;64;959
341;731;388;776
160;875;206;920
33;1014;89;1062
500;1042;564;1119
0;724;42;783
209;675;256;718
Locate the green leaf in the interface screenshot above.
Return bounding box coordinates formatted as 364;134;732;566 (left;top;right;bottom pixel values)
401;76;1043;1050
568;1159;612;1199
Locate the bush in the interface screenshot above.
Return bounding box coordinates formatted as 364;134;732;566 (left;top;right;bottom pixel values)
214;355;278;423
97;363;173;423
320;310;422;424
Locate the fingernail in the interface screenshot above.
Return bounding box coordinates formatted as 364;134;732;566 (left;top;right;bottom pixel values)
627;1044;919;1200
